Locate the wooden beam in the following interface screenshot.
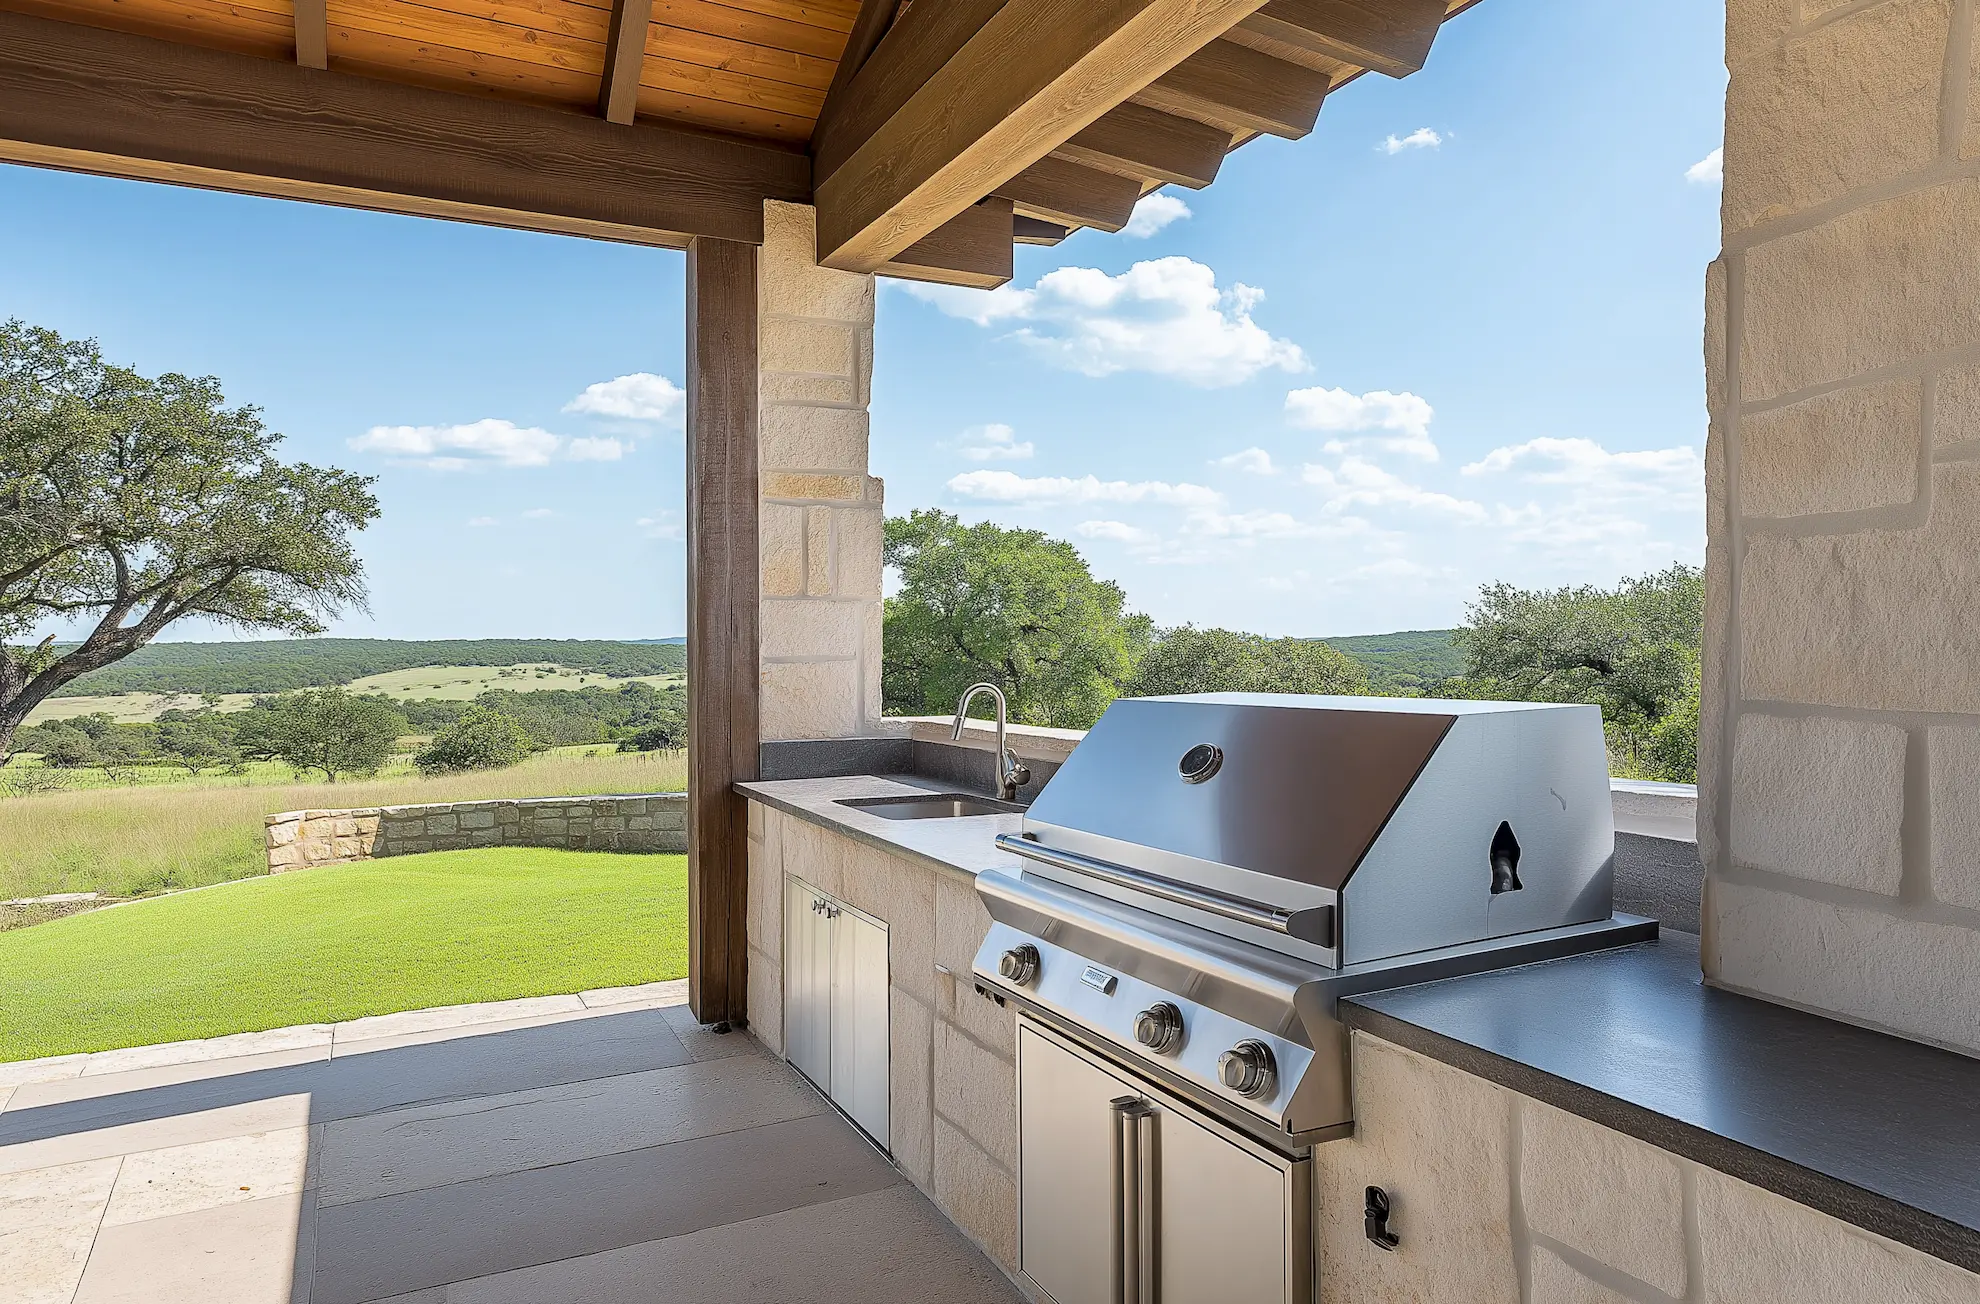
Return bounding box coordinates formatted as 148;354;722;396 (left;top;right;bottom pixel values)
0;11;809;249
1013;214;1069;244
880;196;1014;288
1235;0;1445;79
811;0;1007;183
814;0;1269;274
1135;38;1328;139
1054;101;1228;189
821;0;904;108
293;0;328;69
598;0;656;124
685;236;759;1028
994;155;1139;232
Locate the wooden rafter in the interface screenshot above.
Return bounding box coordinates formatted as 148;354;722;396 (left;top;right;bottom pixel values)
1055;102;1229;189
810;0;1006;182
1013;214;1069;245
995;155;1140;232
293;0;328;69
821;0;904;109
880;197;1014;289
1135;38;1329;139
0;10;810;248
598;0;656;124
813;0;1270;274
1235;0;1446;79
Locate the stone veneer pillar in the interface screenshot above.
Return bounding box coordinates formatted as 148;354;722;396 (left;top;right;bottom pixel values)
753;201;887;742
1704;0;1980;1054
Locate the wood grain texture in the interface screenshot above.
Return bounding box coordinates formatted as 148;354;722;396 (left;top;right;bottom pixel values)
294;0;327;65
879;195;1012;288
1235;0;1444;78
819;0;895;107
598;0;653;119
1012;213;1067;244
815;0;1269;273
994;154;1139;231
3;0;296;58
0;10;808;244
1135;36;1326;138
1054;99;1227;188
684;235;760;1027
809;0;1004;183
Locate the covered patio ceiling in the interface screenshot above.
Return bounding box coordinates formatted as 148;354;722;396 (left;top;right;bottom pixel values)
0;0;1478;285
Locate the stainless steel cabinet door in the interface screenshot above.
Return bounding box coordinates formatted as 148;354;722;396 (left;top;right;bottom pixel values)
1154;1104;1297;1304
782;875;831;1089
1017;1022;1134;1304
829;906;889;1146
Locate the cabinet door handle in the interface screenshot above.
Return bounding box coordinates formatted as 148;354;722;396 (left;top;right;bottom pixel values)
1111;1097;1157;1304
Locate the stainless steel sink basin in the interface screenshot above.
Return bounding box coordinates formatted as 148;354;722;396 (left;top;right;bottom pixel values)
837;793;1021;820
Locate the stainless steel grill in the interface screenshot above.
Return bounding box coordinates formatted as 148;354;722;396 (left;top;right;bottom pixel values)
970;694;1655;1304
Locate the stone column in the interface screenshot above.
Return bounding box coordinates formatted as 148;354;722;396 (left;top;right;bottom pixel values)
1704;0;1980;1053
755;200;888;741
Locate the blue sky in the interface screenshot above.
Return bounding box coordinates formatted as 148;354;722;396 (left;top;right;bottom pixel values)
0;0;1725;642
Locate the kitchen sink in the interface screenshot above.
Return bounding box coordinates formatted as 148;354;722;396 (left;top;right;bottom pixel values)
837;793;1022;820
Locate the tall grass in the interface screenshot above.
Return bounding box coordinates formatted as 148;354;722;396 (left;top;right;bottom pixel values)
0;748;687;901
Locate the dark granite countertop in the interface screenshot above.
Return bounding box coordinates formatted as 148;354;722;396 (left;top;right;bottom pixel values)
736;774;1024;883
1342;933;1980;1273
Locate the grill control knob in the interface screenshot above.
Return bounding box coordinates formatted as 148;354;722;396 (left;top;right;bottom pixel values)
1218;1040;1277;1098
998;944;1040;986
1133;1002;1183;1054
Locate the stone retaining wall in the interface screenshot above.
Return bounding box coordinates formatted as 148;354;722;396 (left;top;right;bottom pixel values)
265;793;687;873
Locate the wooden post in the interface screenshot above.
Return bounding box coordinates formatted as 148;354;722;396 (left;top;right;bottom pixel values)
685;236;759;1026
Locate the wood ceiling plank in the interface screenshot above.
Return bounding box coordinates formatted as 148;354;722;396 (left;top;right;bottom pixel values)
0;9;809;245
993;153;1138;231
644;20;835;91
814;0;1269;274
632;80;814;140
1234;0;1444;79
879;196;1012;289
389;0;613;42
1135;37;1326;139
4;0;296;58
1054;100;1227;189
327;26;598;106
645;0;852;59
1012;214;1067;244
329;0;606;74
716;0;856;31
638;51;825;117
598;0;652;120
295;0;328;66
821;0;895;106
809;0;1005;184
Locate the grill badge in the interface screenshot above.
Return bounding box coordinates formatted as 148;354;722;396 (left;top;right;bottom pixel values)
1178;742;1224;784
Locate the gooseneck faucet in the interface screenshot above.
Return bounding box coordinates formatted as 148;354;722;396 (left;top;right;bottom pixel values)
952;682;1031;801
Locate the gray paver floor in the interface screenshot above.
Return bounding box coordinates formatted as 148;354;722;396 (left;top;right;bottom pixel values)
0;988;1021;1303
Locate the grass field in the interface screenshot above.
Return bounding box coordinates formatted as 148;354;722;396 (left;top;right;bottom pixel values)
23;691;259;725
344;663;683;700
0;746;687;902
0;847;689;1062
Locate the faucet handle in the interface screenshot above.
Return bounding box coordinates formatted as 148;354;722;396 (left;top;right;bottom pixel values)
1004;750;1031;797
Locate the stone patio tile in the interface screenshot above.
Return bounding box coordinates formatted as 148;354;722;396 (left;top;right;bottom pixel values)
0;1096;315;1178
0;1086;14;1113
578;978;689;1009
332;996;585;1048
316;1054;820;1206
6;1045;329;1112
82;1025;333;1076
0;1158;122;1304
658;1002;762;1062
0;1055;88;1088
432;1185;1021;1304
328;1004;608;1059
73;1190;315;1304
104;1126;313;1227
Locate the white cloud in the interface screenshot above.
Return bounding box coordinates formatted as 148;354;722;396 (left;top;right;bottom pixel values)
565;372;685;423
905;256;1307;387
948;469;1223;509
1301;457;1488;521
1213;447;1278;476
957;423;1035;461
1460;436;1703;503
1124;191;1191;238
1382;127;1443;154
637;511;683;541
1285;387;1439;461
467;516;498;527
1686;147;1723;185
522;507;558;519
350;419;563;469
566;436;628;462
1076;520;1158;545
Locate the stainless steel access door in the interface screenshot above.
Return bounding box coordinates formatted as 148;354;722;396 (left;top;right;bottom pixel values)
1016;1018;1310;1304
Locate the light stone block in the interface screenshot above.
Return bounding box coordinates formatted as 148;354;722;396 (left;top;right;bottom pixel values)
933;1021;1016;1174
1928;726;1980;909
762;371;859;406
941;972;1017;1061
1932;362;1980;448
861;599;884;728
1743;177;1980;402
1529;1243;1638;1304
1706;877;1980;1053
935;869;995;982
761;317;857;379
1739;378;1921;517
1729;713;1906;893
881;853;938;1006
933;1115;1017;1271
761;502;805;598
1697;1164;1980;1301
765;471;863;502
890;988;934;1189
746;808;784;960
779;814;849;901
1723;0;1949;234
1315;1035;1518;1304
805;507;833;596
761;404;869;472
1742;463;1980;712
1726;0;1797;65
761;660;862;741
761;598;864;661
836;505;884;599
760;200;874;322
1520;1100;1686;1297
746;943;783;1056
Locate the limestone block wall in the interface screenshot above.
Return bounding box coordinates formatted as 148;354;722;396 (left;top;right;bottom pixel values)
1703;0;1980;1055
757;201;887;743
265;793;687;872
743;800;1021;1272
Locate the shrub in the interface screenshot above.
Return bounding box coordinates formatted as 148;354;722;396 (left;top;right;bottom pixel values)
415;706;536;775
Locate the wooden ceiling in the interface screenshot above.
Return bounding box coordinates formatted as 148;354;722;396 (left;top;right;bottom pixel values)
0;0;1481;284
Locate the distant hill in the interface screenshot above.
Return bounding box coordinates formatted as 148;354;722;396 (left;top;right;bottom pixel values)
1320;629;1464;694
49;638;687;699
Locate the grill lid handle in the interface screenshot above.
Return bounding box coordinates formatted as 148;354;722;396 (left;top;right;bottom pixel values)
994;833;1335;948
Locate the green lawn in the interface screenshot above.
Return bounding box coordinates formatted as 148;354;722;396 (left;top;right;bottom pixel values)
0;848;688;1063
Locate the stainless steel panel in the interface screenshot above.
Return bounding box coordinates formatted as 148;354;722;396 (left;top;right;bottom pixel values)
830;906;890;1146
1019;1023;1136;1304
783;875;830;1089
1156;1100;1300;1304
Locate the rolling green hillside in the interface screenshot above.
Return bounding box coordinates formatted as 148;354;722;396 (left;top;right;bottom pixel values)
1321;629;1463;694
47;638;686;698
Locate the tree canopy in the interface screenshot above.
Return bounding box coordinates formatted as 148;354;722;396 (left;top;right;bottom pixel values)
0;321;380;752
1126;626;1369;698
882;509;1151;729
235;689;406;781
415;705;536;775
